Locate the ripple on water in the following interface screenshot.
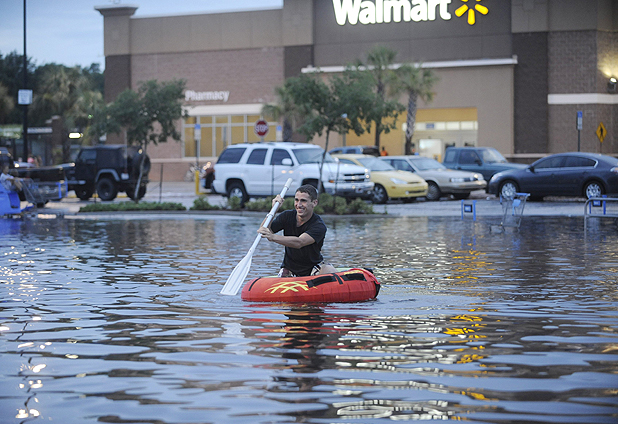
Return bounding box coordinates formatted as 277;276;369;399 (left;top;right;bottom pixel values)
0;216;617;423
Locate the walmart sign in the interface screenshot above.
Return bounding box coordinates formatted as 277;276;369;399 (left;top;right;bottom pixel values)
333;0;488;26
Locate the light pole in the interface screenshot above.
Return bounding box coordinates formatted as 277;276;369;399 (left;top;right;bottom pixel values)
21;0;29;161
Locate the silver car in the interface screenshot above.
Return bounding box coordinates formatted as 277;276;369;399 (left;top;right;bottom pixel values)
381;155;486;201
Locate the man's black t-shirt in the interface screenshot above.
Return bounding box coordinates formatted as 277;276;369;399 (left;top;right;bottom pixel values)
270;209;326;276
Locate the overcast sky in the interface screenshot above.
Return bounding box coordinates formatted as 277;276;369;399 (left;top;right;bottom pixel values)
0;0;284;70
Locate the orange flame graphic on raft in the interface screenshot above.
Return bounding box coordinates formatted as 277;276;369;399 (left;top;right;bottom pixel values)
265;281;310;294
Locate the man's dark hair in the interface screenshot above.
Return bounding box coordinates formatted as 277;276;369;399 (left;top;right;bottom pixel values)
296;184;318;201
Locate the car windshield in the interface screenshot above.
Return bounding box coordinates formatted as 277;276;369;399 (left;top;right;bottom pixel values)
412;157;446;171
357;157;395;171
293;148;335;164
480;148;508;163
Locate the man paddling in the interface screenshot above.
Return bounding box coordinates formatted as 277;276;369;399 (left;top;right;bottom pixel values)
258;184;337;277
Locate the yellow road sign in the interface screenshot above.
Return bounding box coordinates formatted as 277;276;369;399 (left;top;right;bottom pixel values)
596;122;607;143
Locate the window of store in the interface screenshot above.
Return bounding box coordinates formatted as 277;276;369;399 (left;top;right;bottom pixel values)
183;114;277;159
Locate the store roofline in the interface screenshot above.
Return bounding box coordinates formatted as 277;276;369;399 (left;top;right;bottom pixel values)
302;56;518;74
184;104;264;116
548;93;618;105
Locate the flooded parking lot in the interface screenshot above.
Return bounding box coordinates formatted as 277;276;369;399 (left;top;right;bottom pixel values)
1;214;617;423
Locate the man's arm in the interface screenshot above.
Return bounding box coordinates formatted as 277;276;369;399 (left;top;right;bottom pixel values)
258;227;315;249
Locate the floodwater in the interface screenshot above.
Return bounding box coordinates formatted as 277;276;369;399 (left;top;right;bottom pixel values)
1;214;617;424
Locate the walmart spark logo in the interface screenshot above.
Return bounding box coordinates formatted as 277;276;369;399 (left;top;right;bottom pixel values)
455;0;489;25
333;0;490;26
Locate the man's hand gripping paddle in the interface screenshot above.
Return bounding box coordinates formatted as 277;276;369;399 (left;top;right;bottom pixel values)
220;178;293;296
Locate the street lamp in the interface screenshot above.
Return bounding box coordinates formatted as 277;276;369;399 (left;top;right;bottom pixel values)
20;0;30;161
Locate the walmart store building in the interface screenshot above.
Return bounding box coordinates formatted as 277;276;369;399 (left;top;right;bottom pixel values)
97;0;617;181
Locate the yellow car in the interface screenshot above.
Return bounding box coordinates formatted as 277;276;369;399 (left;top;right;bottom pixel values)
332;154;428;203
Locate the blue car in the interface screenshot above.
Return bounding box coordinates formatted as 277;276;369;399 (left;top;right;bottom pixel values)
487;152;618;200
442;147;527;182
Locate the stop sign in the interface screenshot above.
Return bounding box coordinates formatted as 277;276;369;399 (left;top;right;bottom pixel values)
254;119;269;137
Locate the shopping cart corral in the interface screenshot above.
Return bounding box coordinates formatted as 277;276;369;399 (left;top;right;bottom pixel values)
1;179;68;216
584;197;618;231
500;192;530;229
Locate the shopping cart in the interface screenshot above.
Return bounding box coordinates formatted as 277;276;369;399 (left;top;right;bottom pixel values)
500;192;530;229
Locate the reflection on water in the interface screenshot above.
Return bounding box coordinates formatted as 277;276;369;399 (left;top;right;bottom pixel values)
1;216;617;423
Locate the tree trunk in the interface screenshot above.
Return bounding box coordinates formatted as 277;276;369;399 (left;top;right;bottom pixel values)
404;92;418;155
61;118;71;163
374;81;385;149
133;142;146;202
374;120;380;149
283;118;293;142
318;130;330;195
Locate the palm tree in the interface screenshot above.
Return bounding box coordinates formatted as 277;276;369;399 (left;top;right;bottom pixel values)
0;82;14;123
394;64;438;155
31;65;90;162
261;83;299;141
363;46;404;150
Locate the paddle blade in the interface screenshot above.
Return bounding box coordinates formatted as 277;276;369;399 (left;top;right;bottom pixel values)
220;253;252;295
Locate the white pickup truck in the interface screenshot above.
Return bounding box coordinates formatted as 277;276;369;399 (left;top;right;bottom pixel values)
211;142;374;205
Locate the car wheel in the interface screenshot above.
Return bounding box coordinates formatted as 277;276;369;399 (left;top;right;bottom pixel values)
499;180;519;199
425;182;441;201
96;178;118;201
75;187;94;200
227;182;248;206
371;184;388;204
584;181;603;199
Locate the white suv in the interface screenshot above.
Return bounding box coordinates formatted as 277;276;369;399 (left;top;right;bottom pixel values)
211;142;374;204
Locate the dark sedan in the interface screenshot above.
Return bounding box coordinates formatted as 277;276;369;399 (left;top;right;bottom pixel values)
487;152;618;200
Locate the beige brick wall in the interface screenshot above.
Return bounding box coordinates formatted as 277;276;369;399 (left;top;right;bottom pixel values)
130;47;285;181
131;47;284;104
548;30;617;154
549;104;616;153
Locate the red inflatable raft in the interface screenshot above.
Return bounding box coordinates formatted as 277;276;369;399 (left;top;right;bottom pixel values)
241;268;380;303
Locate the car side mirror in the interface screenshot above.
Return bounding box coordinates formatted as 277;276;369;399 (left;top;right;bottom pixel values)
528;165;535;172
475;159;482;166
281;158;293;166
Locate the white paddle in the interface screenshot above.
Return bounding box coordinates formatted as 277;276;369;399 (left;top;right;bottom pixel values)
220;178;293;296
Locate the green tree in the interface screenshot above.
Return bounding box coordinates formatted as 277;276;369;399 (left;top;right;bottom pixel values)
93;79;187;200
394;64;439;155
354;46;404;150
0;51;35;125
261;84;299;142
102;79;187;148
30;64;104;162
285;72;369;190
0;82;14;122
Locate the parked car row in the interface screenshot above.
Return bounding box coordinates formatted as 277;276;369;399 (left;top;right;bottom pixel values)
210;142;374;206
487;152;618;200
332;154;428;203
380;155;486;201
208;144;618;204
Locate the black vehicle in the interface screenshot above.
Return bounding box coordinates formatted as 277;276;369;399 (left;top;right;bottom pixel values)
487;152;618;200
65;145;151;201
0;148;65;183
442;147;527;181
